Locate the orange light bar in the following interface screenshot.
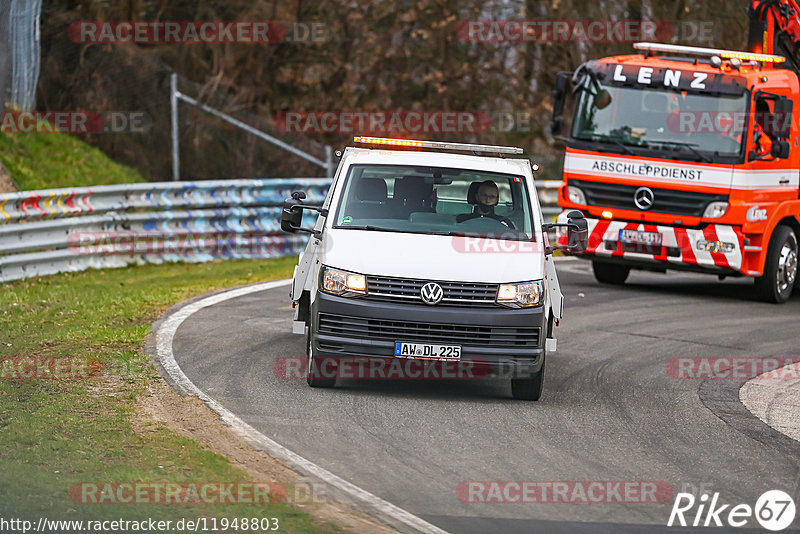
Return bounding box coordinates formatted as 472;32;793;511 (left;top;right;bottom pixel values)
634;42;785;64
353;136;424;147
719;51;785;63
352;136;524;155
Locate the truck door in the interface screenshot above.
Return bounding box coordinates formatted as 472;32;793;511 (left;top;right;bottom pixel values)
737;91;798;205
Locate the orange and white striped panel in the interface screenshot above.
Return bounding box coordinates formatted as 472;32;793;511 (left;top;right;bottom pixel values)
557;211;743;272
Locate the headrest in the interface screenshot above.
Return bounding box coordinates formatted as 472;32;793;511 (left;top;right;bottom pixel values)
466;182;481;205
394;176;433;202
355;178;388;202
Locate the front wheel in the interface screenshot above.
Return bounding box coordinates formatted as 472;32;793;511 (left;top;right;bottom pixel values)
306;323;336;388
511;357;545;401
592;261;630;285
754;225;798;304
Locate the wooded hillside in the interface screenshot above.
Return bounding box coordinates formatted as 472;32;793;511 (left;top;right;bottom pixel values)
39;0;749;180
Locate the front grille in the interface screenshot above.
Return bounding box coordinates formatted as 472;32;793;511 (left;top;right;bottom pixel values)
364;275;499;308
318;313;540;348
571;179;727;217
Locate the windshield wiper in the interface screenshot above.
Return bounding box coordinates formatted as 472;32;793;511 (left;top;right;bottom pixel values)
600;137;637;156
337;225;402;233
647;141;712;163
435;230;535;241
340;226;461;236
577;135;638;156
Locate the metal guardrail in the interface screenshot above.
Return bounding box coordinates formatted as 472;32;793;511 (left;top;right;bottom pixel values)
0;179;331;282
0;179;561;283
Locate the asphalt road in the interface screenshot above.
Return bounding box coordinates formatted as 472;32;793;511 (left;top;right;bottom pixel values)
170;260;800;533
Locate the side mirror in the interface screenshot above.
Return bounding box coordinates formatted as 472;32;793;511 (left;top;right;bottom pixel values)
749;137;790;162
280;191;327;237
280;191;306;233
774;96;793;138
593;89;611;110
566;210;588;252
542;210;588;254
771;139;790;159
550;117;564;137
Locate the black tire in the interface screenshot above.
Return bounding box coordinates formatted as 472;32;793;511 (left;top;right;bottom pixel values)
592;260;630;285
306;323;336;388
754;225;798;304
511;357;545;401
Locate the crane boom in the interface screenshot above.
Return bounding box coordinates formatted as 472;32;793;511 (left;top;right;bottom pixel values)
749;0;800;68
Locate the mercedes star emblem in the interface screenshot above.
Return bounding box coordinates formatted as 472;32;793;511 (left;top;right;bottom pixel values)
634;187;655;210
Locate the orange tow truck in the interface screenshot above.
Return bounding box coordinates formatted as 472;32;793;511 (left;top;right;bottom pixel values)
551;0;800;302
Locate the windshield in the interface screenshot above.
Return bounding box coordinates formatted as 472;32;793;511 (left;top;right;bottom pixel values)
332;164;535;240
571;80;749;162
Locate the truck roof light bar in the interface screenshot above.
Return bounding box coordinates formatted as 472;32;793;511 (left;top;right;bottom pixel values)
353;136;524;155
634;42;785;63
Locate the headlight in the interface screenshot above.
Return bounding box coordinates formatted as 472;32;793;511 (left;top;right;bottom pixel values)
320;266;367;296
703;201;728;218
496;280;544;308
567;186;586;205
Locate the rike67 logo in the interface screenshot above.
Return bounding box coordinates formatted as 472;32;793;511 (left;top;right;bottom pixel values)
668;490;796;531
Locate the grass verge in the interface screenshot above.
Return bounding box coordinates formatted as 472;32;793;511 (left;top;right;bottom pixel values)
0;131;143;191
0;257;345;533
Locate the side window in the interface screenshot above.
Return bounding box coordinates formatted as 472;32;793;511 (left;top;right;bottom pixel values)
750;93;793;161
754;97;776;136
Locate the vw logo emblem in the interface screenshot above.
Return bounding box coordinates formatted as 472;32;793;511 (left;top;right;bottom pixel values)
634;187;655;210
420;282;444;305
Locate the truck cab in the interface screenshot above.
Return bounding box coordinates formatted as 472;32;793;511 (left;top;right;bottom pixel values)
281;137;587;400
552;42;800;303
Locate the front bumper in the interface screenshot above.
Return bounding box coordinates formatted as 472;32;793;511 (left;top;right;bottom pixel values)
557;210;744;273
311;291;545;376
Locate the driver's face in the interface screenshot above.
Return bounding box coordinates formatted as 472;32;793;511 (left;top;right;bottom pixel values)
477;185;499;206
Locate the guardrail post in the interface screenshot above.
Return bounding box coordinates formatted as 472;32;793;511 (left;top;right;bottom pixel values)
170;73;180;182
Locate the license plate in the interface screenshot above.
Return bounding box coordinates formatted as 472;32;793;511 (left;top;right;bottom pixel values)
619;229;663;246
394;342;461;361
